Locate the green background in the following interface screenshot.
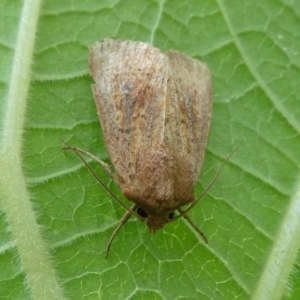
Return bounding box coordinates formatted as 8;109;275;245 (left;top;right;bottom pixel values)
1;0;300;299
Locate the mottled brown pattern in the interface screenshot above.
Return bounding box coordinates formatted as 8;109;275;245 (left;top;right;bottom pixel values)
89;39;212;237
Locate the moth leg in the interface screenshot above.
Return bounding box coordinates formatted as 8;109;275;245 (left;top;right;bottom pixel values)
177;207;208;243
63;144;114;179
105;204;137;258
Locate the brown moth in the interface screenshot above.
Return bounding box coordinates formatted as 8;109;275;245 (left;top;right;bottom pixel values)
64;39;214;257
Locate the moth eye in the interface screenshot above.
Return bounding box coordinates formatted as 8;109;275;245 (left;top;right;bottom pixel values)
168;212;174;219
137;207;148;218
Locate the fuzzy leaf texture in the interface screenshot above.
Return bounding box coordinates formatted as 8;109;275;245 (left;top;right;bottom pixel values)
0;0;300;300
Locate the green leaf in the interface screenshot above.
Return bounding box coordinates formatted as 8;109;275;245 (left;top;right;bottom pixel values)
1;0;300;299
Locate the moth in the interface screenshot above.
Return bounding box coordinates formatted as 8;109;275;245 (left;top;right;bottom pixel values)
64;39;220;257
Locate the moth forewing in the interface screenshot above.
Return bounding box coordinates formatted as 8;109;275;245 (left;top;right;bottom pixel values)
165;50;212;184
89;40;168;185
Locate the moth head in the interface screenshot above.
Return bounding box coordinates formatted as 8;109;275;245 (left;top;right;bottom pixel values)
136;207;175;232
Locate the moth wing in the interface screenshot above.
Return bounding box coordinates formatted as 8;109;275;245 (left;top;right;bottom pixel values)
89;39;168;183
165;50;212;184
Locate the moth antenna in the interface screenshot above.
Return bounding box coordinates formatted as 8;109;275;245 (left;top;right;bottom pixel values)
62;143;115;181
60;139;145;221
172;148;238;222
105;205;137;258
